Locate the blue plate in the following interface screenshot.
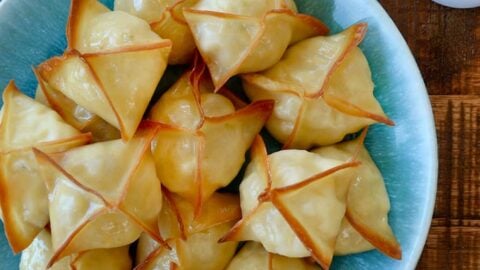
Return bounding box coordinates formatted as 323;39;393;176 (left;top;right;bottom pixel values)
0;0;437;269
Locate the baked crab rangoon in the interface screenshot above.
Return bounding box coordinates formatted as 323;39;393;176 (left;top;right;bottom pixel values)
313;131;401;259
242;23;394;149
136;191;240;270
33;123;164;267
221;132;400;269
0;82;91;253
183;0;329;89
20;229;132;270
149;63;274;214
115;0;198;65
36;0;172;141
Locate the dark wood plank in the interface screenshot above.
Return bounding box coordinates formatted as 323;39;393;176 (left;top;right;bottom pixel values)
416;96;480;269
379;0;480;95
430;96;480;220
418;221;480;269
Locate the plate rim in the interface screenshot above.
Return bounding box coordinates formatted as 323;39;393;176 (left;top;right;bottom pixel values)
365;0;438;268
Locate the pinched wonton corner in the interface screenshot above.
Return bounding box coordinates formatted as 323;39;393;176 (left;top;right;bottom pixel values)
243;23;395;149
226;242;321;270
37;0;171;141
183;0;329;90
20;230;132;270
334;218;374;256
0;82;91;253
136;191;240;270
220;135;360;269
149;63;273;214
32;123;164;266
115;0;197;65
313;131;401;259
34;84;49;106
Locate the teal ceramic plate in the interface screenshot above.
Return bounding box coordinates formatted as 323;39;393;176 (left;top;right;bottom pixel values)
0;0;438;269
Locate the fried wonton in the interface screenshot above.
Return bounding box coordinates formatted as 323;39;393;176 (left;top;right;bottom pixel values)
220;136;359;269
183;0;328;89
33;123;163;266
136;191;240;270
313;132;401;259
37;0;171;140
115;0;197;64
0;82;91;253
20;229;132;270
242;23;394;149
226;242;321;270
149;63;273;214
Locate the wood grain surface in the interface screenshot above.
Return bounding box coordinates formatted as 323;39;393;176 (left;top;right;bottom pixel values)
378;1;480;269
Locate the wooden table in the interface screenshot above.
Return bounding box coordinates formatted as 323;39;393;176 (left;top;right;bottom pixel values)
378;1;480;269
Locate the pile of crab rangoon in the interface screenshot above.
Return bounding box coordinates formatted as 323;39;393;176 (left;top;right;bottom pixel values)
0;0;402;269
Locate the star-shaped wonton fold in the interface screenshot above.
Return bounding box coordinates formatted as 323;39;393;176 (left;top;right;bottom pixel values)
220;136;360;270
149;63;273;215
136;191;240;270
226;242;321;270
0;81;91;253
183;0;329;89
313;131;401;259
20;229;132;270
242;23;394;149
115;0;198;65
37;0;171;141
33;123;164;267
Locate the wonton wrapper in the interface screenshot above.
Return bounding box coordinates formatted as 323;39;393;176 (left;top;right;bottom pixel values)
184;0;328;89
226;242;320;270
115;0;197;64
334;218;374;256
114;0;171;23
193;0;297;15
33;123;163;266
35;71;120;142
243;23;394;149
150;64;273;214
221;136;359;269
37;0;171;140
136;191;240;270
0;82;90;252
20;229;132;270
34;85;49;106
313;133;401;259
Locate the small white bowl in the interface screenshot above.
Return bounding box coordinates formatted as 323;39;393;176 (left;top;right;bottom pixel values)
433;0;480;8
